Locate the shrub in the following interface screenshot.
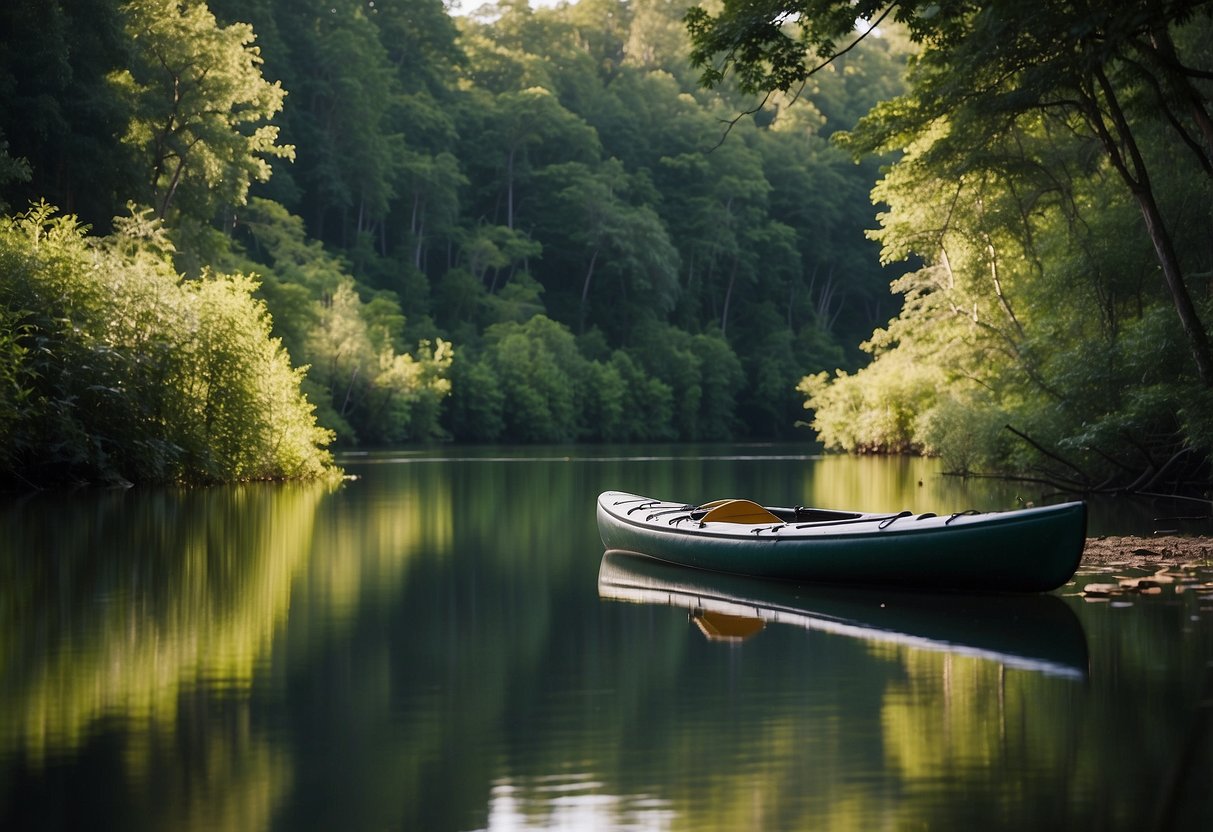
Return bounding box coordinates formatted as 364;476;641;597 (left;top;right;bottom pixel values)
0;203;333;486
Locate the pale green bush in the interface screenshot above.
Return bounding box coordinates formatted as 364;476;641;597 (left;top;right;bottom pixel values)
0;203;333;486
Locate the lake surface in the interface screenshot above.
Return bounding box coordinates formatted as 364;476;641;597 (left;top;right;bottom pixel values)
2;446;1212;831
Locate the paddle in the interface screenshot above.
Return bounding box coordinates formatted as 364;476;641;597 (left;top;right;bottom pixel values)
699;499;783;525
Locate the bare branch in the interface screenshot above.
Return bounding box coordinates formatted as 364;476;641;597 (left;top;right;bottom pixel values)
709;4;898;149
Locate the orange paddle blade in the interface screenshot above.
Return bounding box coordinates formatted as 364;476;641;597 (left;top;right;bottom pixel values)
700;499;782;525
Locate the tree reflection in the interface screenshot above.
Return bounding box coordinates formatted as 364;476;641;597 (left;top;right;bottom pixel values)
1;453;1211;830
0;485;322;758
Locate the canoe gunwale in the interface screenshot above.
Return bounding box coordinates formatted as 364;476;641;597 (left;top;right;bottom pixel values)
596;491;1087;593
599;495;1079;543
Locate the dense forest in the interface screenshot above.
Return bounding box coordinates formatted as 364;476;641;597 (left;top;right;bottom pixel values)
691;0;1213;497
0;0;906;486
3;0;1210;494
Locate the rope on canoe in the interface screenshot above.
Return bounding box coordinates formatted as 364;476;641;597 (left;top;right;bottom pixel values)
752;525;787;535
878;511;913;529
944;509;981;525
645;507;695;521
794;513;904;530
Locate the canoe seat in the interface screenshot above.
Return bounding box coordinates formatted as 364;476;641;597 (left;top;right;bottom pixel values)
700;499;782;525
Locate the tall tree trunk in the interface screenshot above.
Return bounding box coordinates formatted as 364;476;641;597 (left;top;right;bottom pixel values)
720;255;739;338
1143;25;1213;170
414;216;425;271
157;136;197;220
506;147;515;230
1086;66;1213;387
580;246;600;332
411;193;426;269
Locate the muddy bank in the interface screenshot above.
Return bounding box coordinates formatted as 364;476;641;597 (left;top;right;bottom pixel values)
1083;536;1213;567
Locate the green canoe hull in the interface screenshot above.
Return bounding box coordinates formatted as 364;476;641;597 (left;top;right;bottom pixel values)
596;491;1087;593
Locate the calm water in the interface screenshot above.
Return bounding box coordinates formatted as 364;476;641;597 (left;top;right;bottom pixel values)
2;446;1212;831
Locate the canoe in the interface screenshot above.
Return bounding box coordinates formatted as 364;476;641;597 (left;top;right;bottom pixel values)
597;550;1088;679
596;491;1087;592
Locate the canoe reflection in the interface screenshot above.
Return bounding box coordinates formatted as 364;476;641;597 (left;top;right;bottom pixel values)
598;550;1088;680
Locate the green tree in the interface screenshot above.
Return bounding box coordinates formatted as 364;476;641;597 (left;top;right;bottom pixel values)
445;354;506;441
530;160;680;335
0;0;917;449
482;315;586;442
608;350;676;441
483;86;601;231
112;0;294;221
687;0;1213;386
0;203;332;485
0;0;135;228
228;198;454;444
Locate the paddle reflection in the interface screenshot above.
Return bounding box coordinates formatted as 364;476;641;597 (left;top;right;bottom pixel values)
598;550;1088;680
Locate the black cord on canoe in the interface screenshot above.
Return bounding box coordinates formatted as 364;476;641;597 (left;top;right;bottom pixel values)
752;525;787;535
945;509;981;525
612;497;652;507
645;507;693;521
793;510;959;530
878;511;913;529
794;513;902;530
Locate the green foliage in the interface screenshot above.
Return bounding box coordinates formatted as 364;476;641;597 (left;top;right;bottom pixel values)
112;0;294;220
915;393;1009;476
446;355;506;442
0;0;135;229
441;0;892;439
790;4;1213;486
607;350;677;442
0;306;29;470
178;270;332;479
628;322;746;441
698;0;1213;482
223;198;455;446
0;141;30;209
798;347;942;456
305;281;453;445
447;314;683;443
482;315;584;442
0;0;910;459
0;203;332;485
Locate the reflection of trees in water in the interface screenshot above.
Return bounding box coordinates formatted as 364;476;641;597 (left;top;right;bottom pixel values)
809;454;1020;515
0;467;454;830
0;484;327;761
2;456;1210;830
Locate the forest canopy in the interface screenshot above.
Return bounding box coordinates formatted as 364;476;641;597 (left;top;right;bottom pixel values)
0;0;907;486
689;0;1213;495
5;0;1207;494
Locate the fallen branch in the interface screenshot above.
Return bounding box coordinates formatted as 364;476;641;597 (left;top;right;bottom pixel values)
1004;424;1092;485
1122;446;1193;494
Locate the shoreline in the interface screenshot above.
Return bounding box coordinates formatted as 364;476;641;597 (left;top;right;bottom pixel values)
1082;535;1213;567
